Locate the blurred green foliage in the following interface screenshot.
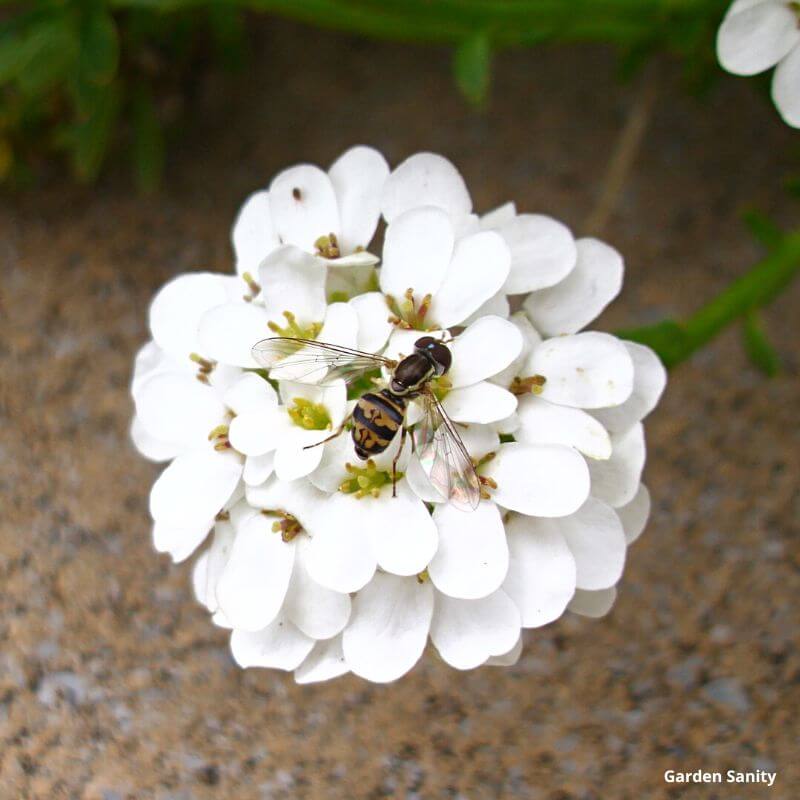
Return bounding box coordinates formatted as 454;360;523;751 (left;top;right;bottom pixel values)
0;0;728;189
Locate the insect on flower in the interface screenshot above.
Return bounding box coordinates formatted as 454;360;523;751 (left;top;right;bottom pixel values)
251;336;481;510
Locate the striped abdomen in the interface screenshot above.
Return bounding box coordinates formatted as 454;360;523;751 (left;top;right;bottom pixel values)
352;389;407;459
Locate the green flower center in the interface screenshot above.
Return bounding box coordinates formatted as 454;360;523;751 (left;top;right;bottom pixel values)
386;287;439;331
267;310;323;340
287;397;331;431
339;459;403;499
430;375;452;402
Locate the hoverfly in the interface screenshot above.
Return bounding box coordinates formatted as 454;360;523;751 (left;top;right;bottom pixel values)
251;336;481;510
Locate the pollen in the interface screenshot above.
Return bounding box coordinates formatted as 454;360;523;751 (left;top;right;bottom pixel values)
208;423;231;451
339;459;403;499
287;397;332;431
473;451;498;500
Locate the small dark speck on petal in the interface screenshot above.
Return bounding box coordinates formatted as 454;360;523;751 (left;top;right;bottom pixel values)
292;187;302;200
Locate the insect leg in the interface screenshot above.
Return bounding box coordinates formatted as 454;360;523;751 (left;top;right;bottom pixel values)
303;418;349;450
391;426;408;498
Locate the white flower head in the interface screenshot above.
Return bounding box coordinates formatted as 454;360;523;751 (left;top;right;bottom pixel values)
131;147;666;684
717;0;800;127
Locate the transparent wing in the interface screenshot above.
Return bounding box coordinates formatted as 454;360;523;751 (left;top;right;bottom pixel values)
413;389;481;511
251;337;394;387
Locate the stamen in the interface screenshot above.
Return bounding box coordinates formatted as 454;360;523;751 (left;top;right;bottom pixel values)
416;568;429;584
208;423;231;451
215;510;230;522
262;509;303;542
287;397;332;431
242;271;262;302
190;352;217;384
267;310;323;340
340;459;403;499
510;374;547;396
385;287;441;331
314;232;341;259
473;451;498;499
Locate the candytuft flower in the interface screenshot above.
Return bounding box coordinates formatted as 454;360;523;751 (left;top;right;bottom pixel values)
131;147;666;684
717;0;800;128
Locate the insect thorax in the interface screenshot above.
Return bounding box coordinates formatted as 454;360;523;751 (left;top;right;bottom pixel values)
391;352;434;395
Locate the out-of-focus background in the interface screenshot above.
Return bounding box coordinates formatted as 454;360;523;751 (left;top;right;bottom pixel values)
2;9;799;800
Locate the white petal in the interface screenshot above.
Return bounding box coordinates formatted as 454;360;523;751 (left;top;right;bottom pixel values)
503;514;576;627
318;301;359;350
131;340;175;397
381;152;472;224
149;272;232;359
430;590;520;670
230;614;314;670
530;332;634;409
198;302;270;369
321;250;379;268
243;452;275;486
480;201;516;230
284;537;351;639
485;635;523;667
523;237;624;335
558;497;626;590
215;513;296;631
349;292;393;353
223;372;277;416
462;290;511;326
429;502;508;599
228;406;286;456
232;190;279;276
588;423;646;507
201;520;238;610
717;1;798;75
257;245;328;327
591;342;666;434
448;315;524;388
490;311;543;388
515;395;612;460
568;587;618;618
294;636;349;684
274;428;327;481
772;41;800;127
379;206;454;302
430;231;511;328
484;442;590;518
130;415;180;462
245;475;326;532
304;493;377;592
269;164;340;251
442;382;518;424
135;372;226;448
192;550;212;609
153;518;213;564
342;573;434;683
366;482;438;577
499;214;577;294
617;483;651;544
328;146;389;253
456;423;500;461
149;450;242;529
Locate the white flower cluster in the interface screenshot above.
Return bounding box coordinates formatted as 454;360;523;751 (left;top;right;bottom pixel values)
131;147;666;683
717;0;800;128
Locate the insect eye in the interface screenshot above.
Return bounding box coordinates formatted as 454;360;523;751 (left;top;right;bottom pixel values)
430;343;452;374
414;336;436;350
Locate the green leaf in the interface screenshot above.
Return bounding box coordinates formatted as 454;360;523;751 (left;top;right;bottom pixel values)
14;17;79;96
742;311;780;377
742;209;783;250
132;84;164;193
79;5;120;86
69;80;120;181
453;32;491;108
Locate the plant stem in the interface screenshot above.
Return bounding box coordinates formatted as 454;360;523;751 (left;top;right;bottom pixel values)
618;231;800;368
